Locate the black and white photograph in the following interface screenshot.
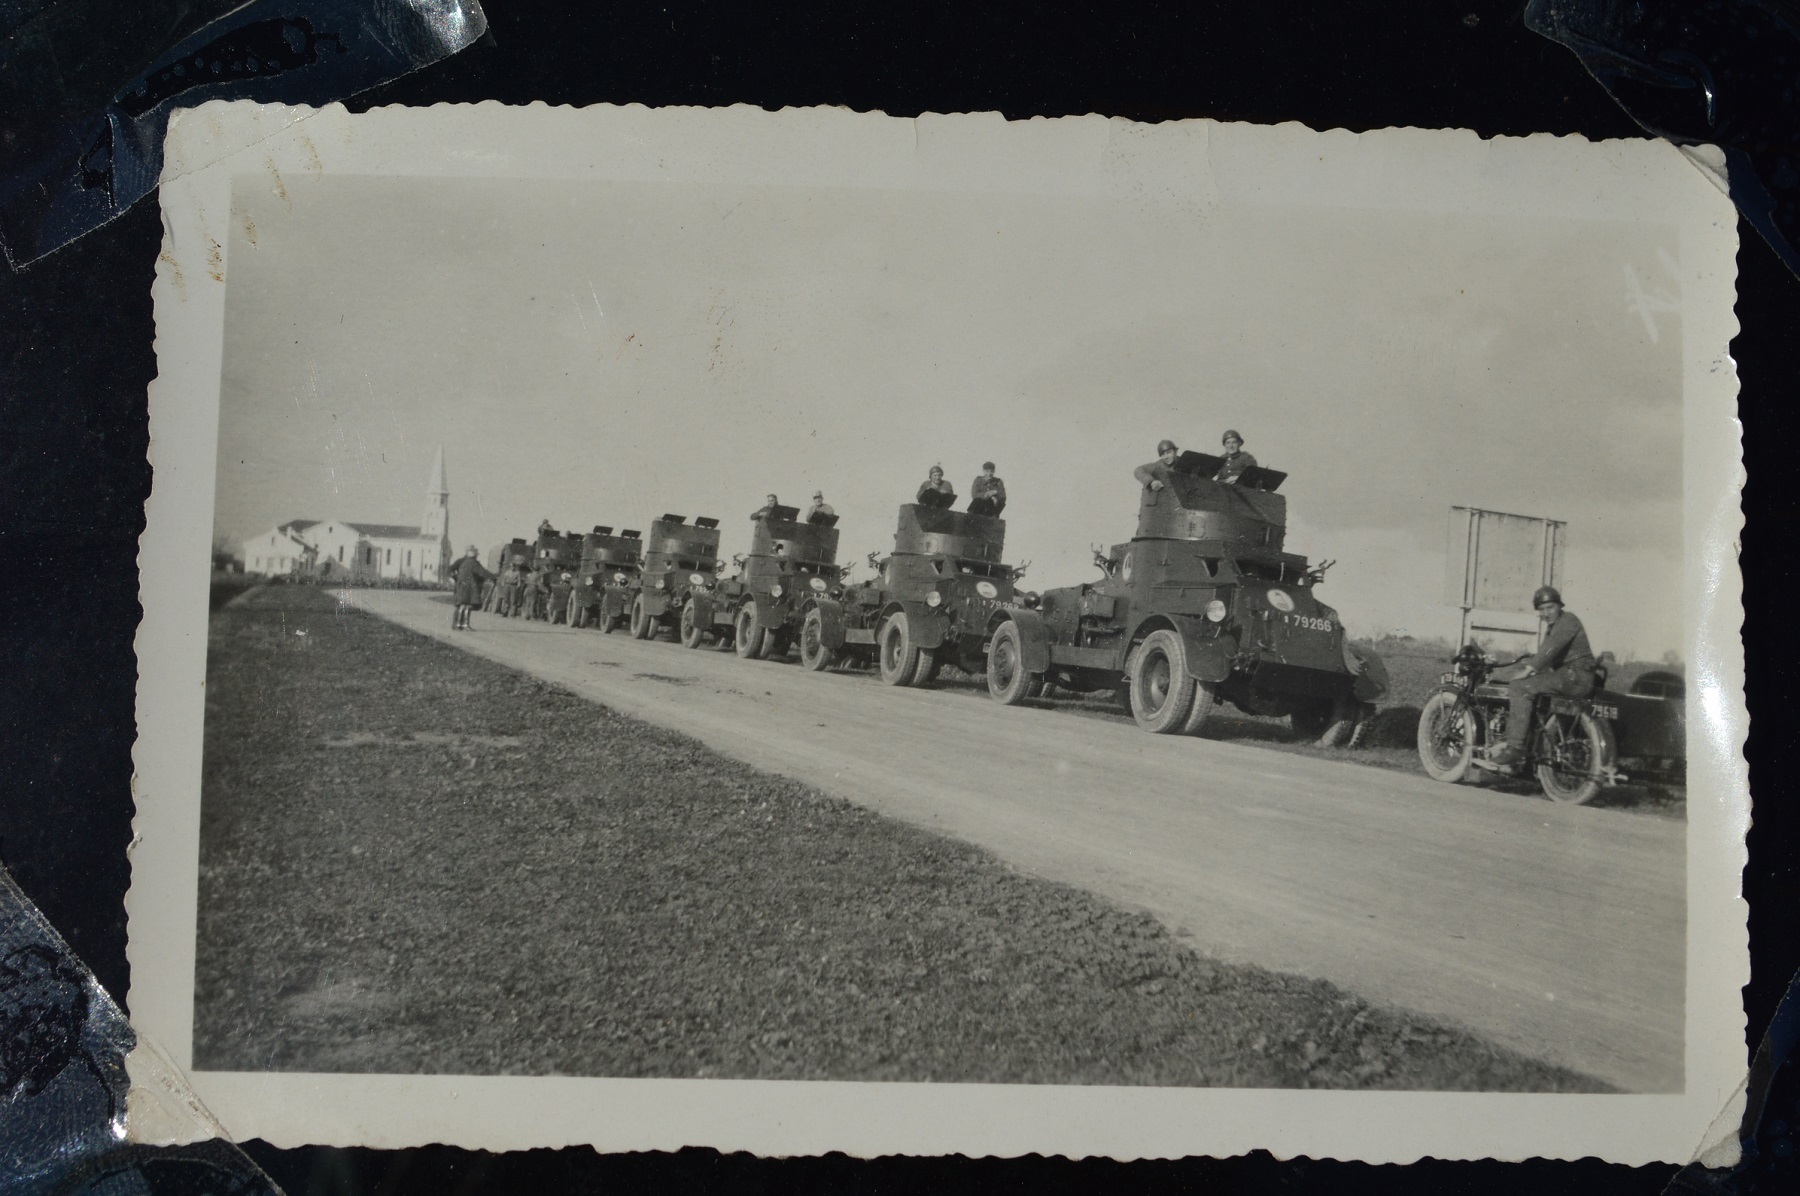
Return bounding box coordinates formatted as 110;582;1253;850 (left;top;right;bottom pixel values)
130;103;1746;1161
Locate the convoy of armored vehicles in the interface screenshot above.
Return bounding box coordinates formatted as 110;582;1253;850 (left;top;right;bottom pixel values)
477;444;1683;802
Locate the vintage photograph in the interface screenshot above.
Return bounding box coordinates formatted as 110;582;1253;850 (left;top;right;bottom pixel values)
132;104;1746;1161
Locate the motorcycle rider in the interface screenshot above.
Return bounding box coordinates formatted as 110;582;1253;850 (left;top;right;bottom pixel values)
1490;586;1597;768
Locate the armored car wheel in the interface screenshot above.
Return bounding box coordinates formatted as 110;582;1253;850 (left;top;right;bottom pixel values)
733;605;767;659
628;594;655;640
877;611;934;687
1534;709;1607;805
986;622;1044;705
1180;680;1219;736
799;607;836;671
679;601;708;649
1127;629;1197;734
1416;691;1476;783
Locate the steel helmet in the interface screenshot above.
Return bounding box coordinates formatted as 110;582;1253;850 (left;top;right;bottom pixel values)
1221;429;1244;446
1532;585;1563;608
1156;438;1177;454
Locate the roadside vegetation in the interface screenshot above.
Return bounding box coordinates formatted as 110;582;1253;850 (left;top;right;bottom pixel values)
194;586;1602;1090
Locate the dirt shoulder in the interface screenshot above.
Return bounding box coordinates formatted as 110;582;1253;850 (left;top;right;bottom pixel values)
194;584;1604;1090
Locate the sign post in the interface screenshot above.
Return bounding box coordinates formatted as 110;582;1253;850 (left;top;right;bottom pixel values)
1443;506;1566;652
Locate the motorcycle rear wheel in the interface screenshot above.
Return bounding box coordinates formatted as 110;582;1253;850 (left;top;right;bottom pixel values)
1534;710;1607;805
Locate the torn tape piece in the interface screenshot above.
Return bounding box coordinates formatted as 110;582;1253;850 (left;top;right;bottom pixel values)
1525;0;1800;276
0;866;271;1189
0;0;486;269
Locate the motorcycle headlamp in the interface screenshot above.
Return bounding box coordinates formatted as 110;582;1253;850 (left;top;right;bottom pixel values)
926;591;943;608
1205;599;1227;622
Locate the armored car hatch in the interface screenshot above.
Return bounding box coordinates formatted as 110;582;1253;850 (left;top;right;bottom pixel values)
748;504;840;569
643;514;723;573
579;525;644;568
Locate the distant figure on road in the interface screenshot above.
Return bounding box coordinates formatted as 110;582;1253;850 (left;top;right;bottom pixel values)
1134;439;1180;492
524;569;550;620
751;493;779;520
550;571;573;625
803;491;835;522
916;465;955;507
505;565;526;617
448;546;495;631
495;563;517;616
968;461;1007;517
1213;430;1258;484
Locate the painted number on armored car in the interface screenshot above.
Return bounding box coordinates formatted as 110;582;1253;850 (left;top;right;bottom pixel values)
1282;613;1333;633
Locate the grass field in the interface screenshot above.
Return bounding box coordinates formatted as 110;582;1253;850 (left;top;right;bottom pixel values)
192;584;1603;1090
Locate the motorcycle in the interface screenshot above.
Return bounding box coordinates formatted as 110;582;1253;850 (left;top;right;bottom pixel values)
1416;644;1624;805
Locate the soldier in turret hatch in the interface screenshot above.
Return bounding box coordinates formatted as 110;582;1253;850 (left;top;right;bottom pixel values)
537;518;555;537
916;465;956;505
1214;429;1258;484
1134;439;1180;492
751;493;779;520
968;461;1007;516
803;491;835;521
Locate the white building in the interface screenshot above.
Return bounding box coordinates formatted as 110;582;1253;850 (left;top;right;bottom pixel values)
241;447;453;583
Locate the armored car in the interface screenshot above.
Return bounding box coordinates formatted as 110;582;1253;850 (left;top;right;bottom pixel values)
983;451;1384;738
571;526;643;630
799;492;1022;685
627;514;723;641
684;504;843;657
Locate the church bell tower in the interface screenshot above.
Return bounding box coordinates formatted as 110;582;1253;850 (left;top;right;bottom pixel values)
422;445;450;577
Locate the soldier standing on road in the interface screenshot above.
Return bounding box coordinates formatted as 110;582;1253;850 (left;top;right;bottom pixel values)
803;491;835;522
968;462;1007;517
506;565;527;617
525;569;550;620
751;493;779;520
1134;440;1180;491
916;465;956;506
1214;430;1258;484
495;563;516;616
1491;586;1597;768
448;546;496;631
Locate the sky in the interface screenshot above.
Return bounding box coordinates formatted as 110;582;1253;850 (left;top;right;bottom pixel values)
215;173;1688;658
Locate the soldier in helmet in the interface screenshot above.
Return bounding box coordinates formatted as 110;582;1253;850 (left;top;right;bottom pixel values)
1134;439;1180;492
1491;586;1598;768
916;465;956;506
968;461;1007;517
1214;429;1258;484
550;571;574;625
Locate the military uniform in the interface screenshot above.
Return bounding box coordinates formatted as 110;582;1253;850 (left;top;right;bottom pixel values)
525;573;549;620
916;478;955;504
550;575;573;624
1133;459;1176;490
969;473;1007;517
1214;450;1258;484
1505;610;1597;749
803;500;835;521
448;555;495;606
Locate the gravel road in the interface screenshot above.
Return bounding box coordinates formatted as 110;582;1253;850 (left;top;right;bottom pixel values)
349;589;1685;1092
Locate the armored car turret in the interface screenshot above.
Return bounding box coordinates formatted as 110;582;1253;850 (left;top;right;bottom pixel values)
799;493;1024;686
983;450;1384;740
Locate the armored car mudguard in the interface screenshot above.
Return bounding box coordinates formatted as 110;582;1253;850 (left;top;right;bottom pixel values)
683;504;844;658
984;449;1384;741
572;526;644;630
626;515;723;641
797;501;1022;686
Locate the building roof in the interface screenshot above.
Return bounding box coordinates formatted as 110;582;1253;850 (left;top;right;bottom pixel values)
343;521;435;541
278;519;321;536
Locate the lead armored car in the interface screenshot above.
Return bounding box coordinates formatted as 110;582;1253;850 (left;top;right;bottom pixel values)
798;492;1021;685
572;526;643;630
684;504;843;657
528;527;584;621
983;451;1384;738
627;514;723;641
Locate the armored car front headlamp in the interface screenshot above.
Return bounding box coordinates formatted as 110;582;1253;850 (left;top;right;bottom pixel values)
770;583;785;599
926;591;943;608
1205;599;1227;622
654;578;665;590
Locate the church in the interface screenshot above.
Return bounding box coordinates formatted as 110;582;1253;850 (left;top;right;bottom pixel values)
241;447;453;583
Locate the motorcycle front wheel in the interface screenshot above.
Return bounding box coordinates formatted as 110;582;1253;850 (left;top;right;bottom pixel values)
1416;691;1476;783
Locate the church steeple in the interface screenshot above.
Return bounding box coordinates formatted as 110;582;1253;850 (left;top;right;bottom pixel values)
421;445;449;543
